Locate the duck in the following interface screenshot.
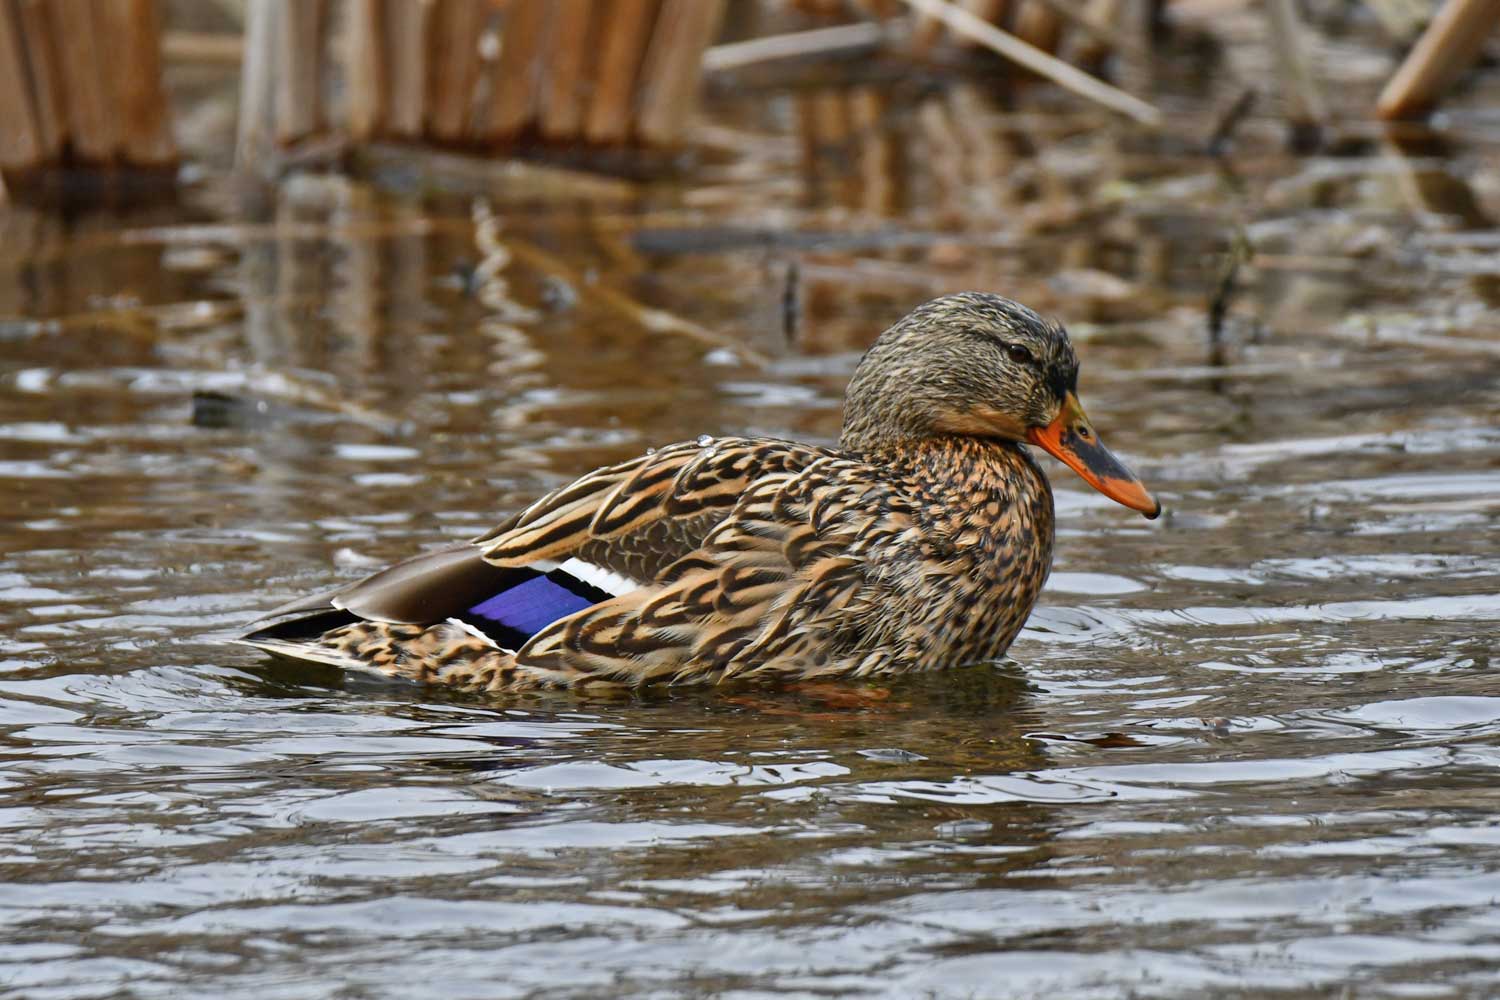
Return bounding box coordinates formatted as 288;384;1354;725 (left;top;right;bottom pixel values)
240;292;1159;692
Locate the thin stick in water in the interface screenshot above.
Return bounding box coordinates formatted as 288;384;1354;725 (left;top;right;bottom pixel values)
703;21;888;73
895;0;1163;128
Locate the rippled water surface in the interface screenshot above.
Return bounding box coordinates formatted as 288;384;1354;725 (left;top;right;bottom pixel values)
4;56;1500;1000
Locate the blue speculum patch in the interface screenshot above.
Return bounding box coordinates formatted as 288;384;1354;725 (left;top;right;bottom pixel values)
468;575;595;637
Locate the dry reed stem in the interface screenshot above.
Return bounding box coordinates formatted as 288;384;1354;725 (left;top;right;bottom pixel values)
275;0;326;144
382;0;430;138
1073;0;1126;66
909;13;946;55
53;0;117;161
539;0;594;139
635;0;725;145
811;89;849;149
13;0;65;160
584;0;659;144
161;31;244;63
426;0;484;140
703;22;888;72
1029;0;1138;58
953;0;1006;48
485;0;550;139
849;86;896;215
236;0;278;172
1012;2;1065;56
896;0;1163;127
1265;0;1325;132
0;1;41;168
346;0;383;140
111;0;176;165
1377;0;1500;119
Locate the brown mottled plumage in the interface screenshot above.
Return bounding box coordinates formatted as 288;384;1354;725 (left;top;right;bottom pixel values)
239;293;1159;692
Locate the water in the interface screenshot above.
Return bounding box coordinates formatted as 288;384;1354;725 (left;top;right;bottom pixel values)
3;56;1500;1000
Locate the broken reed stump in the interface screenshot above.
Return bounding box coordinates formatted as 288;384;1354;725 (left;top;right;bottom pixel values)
1377;0;1500;120
0;0;176;187
346;0;728;151
237;0;332;179
1265;0;1326;149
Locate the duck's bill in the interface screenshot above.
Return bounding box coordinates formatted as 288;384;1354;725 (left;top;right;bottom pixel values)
1027;392;1161;519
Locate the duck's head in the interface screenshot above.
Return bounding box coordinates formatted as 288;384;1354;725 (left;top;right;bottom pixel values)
841;292;1160;518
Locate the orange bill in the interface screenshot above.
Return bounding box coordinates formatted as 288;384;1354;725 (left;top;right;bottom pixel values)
1026;392;1161;519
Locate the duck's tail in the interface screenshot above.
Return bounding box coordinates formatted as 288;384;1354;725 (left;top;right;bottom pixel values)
241;613;523;689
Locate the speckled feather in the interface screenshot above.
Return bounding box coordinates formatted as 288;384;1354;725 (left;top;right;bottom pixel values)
239;293;1122;692
290;435;1053;692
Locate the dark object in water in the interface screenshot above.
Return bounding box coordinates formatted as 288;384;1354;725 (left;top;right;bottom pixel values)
191;391;278;430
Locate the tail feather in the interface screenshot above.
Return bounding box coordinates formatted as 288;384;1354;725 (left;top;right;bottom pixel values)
236;543;646;690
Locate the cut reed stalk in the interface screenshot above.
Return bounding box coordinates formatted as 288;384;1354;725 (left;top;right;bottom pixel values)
111;0;176;165
346;0;383;140
635;0;725;145
583;0;660;144
53;0;117;161
382;0;430;138
0;1;41;169
13;0;65;161
1377;0;1500;119
1265;0;1326;141
484;0;551;140
236;0;279;172
426;0;485;141
275;0;327;145
539;0;595;140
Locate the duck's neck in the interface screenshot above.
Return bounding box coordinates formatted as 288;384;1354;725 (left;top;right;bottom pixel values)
856;434;1057;663
867;431;1052;527
853;433;1041;488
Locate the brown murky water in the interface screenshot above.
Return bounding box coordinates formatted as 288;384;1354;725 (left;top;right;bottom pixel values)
4;45;1500;1000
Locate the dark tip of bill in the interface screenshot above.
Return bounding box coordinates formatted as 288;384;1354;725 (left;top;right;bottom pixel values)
1144;499;1163;520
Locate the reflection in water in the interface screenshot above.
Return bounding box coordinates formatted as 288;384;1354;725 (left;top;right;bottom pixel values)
3;52;1500;1000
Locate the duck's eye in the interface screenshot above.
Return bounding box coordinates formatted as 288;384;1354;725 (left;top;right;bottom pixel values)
1005;343;1034;366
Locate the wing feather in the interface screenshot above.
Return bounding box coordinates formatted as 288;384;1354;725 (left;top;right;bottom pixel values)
472;438;831;580
512;452;910;683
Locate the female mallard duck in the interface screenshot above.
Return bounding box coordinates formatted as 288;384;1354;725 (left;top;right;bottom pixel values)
242;293;1158;692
